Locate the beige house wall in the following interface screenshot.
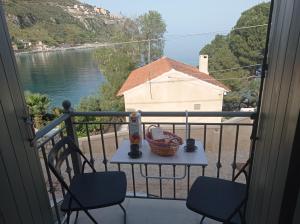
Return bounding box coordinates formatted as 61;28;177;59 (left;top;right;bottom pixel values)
123;69;226;123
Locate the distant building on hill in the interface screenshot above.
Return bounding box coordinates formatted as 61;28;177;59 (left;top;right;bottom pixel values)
12;44;18;51
94;7;100;13
110;13;122;19
33;41;47;51
17;40;32;49
94;7;109;15
117;56;230;123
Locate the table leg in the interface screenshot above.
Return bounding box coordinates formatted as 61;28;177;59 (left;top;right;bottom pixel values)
139;164;187;180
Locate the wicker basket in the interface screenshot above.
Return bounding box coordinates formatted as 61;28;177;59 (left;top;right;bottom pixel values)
145;125;183;156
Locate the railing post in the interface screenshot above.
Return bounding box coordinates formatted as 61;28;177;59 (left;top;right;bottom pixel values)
62;100;82;175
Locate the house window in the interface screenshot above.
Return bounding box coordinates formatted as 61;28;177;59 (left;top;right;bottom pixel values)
194;104;201;110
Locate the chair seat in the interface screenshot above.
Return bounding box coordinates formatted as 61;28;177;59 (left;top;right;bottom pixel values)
61;171;126;211
186;176;246;223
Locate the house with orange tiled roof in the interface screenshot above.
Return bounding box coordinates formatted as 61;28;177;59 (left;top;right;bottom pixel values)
117;56;230;123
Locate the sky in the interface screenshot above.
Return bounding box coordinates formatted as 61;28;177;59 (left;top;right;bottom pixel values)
81;0;267;65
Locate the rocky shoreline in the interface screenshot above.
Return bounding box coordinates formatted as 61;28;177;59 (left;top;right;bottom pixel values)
14;42;109;55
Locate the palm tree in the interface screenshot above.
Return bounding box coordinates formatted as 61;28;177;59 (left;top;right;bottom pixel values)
25;91;50;129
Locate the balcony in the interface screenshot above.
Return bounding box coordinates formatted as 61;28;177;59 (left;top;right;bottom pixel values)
2;0;300;221
69;198;220;224
34;104;254;223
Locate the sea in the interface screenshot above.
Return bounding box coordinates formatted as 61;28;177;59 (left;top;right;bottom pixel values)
16;49;105;108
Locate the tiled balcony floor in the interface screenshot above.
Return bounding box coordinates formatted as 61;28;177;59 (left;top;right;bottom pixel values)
70;198;220;224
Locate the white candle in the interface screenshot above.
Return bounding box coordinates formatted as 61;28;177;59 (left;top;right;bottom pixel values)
185;110;188;140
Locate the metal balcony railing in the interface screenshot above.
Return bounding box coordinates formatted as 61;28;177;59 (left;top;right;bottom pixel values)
33;102;255;223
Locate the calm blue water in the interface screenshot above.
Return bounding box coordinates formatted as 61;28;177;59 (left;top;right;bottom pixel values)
16;36;215;108
16;49;105;107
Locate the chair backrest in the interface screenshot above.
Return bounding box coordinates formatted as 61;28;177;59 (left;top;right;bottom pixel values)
48;137;94;189
48;137;96;212
233;159;250;184
48;137;77;178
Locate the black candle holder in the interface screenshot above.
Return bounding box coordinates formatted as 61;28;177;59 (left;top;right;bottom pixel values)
184;138;197;152
128;144;142;158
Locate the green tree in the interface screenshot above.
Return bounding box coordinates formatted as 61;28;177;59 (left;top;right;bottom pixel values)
24;91;51;128
201;35;249;91
137;10;167;62
200;2;270;110
76;11;166;135
95;46;139;111
93;11;166;112
76;45;140;135
229;2;270;67
76;95;102;136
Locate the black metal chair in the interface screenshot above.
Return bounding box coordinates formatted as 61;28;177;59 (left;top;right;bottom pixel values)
186;161;249;224
48;137;127;224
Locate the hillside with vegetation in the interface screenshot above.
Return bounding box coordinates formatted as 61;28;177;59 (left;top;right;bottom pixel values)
200;2;270;110
4;0;136;50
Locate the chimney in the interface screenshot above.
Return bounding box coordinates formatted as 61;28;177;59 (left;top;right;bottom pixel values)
199;54;209;74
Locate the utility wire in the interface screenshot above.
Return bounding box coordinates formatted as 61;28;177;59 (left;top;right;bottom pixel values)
73;24;268;48
208;54;264;62
165;24;268;38
209;64;262;73
210;75;260;81
145;63;262;86
149;75;260;85
146;75;259;93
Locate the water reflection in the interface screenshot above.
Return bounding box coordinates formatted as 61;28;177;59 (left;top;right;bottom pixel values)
16;49;104;107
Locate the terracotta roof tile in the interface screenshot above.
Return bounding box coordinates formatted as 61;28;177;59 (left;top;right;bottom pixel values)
117;57;230;96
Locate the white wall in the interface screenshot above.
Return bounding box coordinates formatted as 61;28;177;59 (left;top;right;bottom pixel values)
123;69;225;123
